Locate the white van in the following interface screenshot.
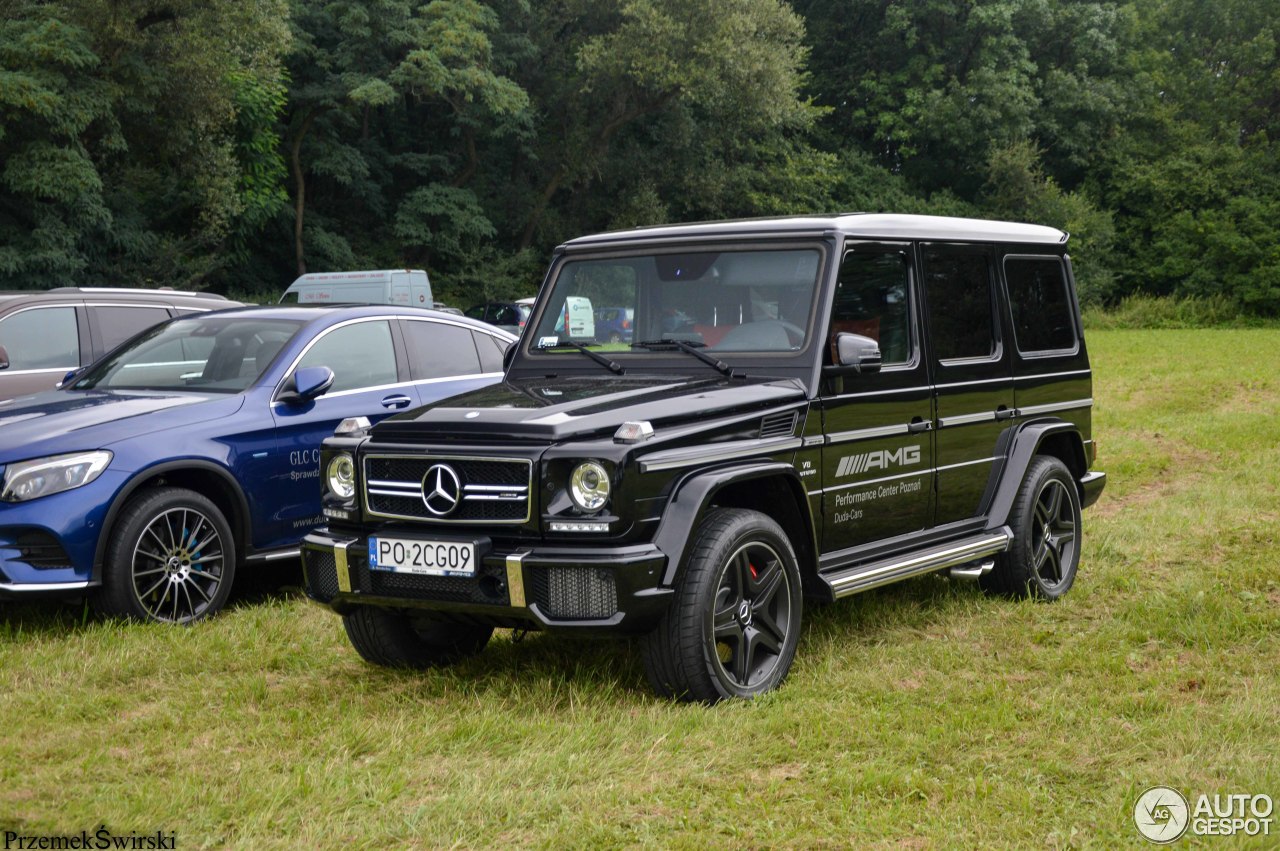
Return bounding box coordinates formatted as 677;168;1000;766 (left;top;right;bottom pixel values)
280;270;432;307
555;295;595;339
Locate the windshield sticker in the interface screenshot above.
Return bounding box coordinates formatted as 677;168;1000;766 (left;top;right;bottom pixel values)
538;336;559;348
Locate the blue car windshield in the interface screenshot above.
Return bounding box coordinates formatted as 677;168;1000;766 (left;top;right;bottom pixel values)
72;315;305;393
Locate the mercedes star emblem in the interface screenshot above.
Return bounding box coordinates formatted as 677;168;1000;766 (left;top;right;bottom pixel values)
421;464;462;516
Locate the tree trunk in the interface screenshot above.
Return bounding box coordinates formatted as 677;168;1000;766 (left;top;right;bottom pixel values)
290;110;322;277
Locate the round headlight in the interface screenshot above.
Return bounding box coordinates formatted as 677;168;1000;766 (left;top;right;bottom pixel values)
326;453;355;499
568;461;610;513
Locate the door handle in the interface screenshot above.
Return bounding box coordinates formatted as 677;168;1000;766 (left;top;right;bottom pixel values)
994;406;1017;421
908;417;932;433
381;394;413;409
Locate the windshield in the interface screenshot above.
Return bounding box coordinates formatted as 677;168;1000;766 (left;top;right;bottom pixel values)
72;315;305;393
529;247;822;357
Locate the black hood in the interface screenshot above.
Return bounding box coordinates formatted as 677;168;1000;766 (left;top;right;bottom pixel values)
371;375;807;443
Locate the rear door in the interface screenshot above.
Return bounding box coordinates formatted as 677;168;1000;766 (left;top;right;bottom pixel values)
818;243;933;554
920;243;1015;526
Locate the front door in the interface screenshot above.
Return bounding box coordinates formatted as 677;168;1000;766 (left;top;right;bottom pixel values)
920;243;1015;526
820;243;933;555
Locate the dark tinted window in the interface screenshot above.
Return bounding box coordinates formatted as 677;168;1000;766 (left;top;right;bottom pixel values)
0;307;79;369
1004;257;1077;353
464;304;486;320
473;331;507;372
924;250;996;361
95;306;172;350
402;320;482;379
831;250;913;365
298;320;397;392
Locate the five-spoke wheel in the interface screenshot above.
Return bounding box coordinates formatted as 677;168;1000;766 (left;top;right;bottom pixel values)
643;508;802;702
981;455;1082;600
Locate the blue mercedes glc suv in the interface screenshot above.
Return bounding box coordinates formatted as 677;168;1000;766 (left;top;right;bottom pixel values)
0;304;514;622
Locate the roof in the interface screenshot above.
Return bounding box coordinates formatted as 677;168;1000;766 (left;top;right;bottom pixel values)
197;303;518;339
561;213;1068;249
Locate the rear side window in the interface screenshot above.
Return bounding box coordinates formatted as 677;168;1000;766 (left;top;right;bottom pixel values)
401;320;482;379
0;307;80;369
94;305;172;351
923;250;996;361
1004;256;1077;353
473;331;507;372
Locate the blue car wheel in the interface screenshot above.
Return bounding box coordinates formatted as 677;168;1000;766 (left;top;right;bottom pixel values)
97;487;237;623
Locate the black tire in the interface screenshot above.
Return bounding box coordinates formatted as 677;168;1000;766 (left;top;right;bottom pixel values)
343;606;492;669
97;487;236;623
641;508;803;702
981;455;1082;600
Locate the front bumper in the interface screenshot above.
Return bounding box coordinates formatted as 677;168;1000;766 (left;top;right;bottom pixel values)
301;526;673;635
0;470;126;596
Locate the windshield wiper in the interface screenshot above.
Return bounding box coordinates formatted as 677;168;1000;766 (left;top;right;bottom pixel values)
540;341;625;374
634;339;735;377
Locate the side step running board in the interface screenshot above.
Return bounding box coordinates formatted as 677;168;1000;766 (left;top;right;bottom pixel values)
823;530;1012;599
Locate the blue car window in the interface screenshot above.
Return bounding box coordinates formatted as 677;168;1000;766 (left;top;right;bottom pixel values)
73;316;304;392
296;320;397;393
402;320;481;380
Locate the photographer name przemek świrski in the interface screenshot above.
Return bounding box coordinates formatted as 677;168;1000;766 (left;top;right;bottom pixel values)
2;826;176;850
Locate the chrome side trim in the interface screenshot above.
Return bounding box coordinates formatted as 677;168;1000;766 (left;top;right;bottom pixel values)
505;552;527;608
244;548;301;563
802;435;825;448
822;468;930;494
825;423;910;444
825;531;1012;598
639;437;802;473
937;411;996;428
935;456;1000;472
0;580;91;593
1018;398;1092;416
1014;369;1091;382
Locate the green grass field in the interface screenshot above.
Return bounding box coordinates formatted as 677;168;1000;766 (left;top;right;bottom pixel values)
2;330;1277;849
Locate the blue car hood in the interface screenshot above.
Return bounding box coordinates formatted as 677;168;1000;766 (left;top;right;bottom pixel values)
0;390;244;464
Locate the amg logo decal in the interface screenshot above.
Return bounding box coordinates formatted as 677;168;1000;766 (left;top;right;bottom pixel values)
836;445;921;477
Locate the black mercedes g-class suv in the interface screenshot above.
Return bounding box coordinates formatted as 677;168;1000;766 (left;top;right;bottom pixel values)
302;214;1106;702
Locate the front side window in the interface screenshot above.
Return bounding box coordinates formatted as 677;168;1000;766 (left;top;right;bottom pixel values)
529;247;822;356
0;307;79;370
297;320;397;393
923;250;997;361
830;250;913;366
1004;256;1077;353
73;316;303;392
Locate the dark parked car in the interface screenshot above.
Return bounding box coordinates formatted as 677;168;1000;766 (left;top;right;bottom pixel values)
464;300;532;335
0;287;238;401
0;305;514;623
594;306;634;344
303;214;1105;701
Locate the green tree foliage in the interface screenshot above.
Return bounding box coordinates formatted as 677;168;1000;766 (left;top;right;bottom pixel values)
0;0;290;289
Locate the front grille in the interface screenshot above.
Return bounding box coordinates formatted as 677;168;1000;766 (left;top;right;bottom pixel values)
304;549;339;599
530;567;618;620
364;454;532;524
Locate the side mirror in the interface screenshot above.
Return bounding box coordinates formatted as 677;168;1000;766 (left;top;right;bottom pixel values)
0;346;8;370
59;368;80;388
279;365;335;404
502;341;517;371
832;333;882;374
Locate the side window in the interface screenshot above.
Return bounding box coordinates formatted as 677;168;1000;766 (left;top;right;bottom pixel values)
297;320;397;393
464;304;486;320
402;320;482;379
0;307;80;369
923;250;997;361
95;306;172;351
473;331;507;372
831;250;913;366
1004;256;1077;353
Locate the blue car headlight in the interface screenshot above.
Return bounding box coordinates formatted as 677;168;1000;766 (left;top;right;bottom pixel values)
0;450;113;502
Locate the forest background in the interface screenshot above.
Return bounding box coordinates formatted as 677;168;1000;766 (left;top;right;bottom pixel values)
2;0;1277;317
